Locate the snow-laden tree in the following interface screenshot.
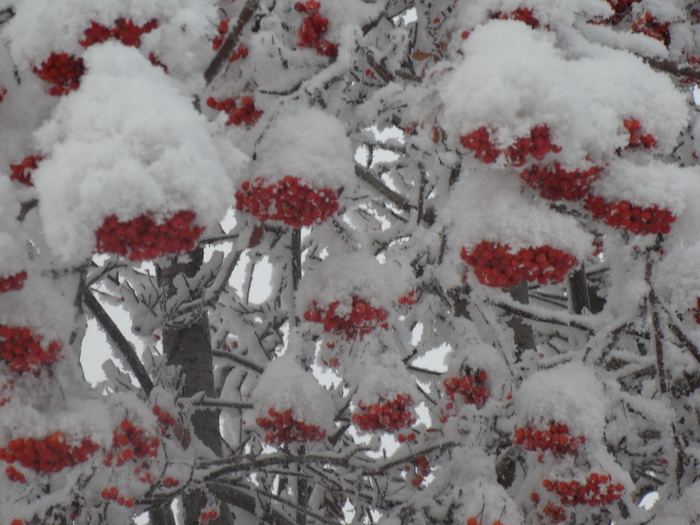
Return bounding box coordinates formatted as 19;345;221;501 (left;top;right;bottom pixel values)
3;0;700;524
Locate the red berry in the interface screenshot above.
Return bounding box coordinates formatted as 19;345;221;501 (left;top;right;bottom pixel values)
33;53;85;96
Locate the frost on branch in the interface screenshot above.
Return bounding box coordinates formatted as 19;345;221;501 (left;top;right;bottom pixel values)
31;44;242;263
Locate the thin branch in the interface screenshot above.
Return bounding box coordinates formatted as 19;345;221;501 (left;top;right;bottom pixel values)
212;350;265;374
194;397;254;410
490;298;595;332
645;57;700;82
355;164;411;211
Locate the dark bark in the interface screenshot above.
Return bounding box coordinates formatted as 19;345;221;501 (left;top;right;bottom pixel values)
506;280;536;354
568;265;591;315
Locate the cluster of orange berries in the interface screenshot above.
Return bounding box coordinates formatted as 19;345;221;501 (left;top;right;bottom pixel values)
235;176;341;227
9;155;42;186
163;476;180;487
33;53;86;96
512;423;585;458
152;406;176;436
405;455;430;487
304;295;389;340
79;18;158;48
461;242;578;288
6;465;26;483
255;407;326;445
624;119;657;149
460;125;561;166
0;431;99;473
542;473;624;507
441;369;489;422
206;95;263;126
295;1;338;57
493;7;540;29
212;19;229;51
584;196;675;235
200;508;220;524
520;162;603;201
0;325;63;375
94;211;204;260
0;271;27;293
352;394;416;432
101;486;135;508
104;419;160;467
631;12;670;46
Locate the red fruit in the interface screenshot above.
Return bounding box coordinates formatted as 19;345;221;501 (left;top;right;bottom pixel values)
208;95;263;126
0;325;62;374
542;472;623;507
6;465;26;483
512;422;585;457
33;53;85;96
256;407;326;445
631;13;670;46
520;162;603;201
228;44;249;62
0;271;28;293
352;394;416;432
296;2;337;57
440;368;489;422
623;119;657;149
10;155;43;186
0;86;7;103
163;476;180;487
585;196;675;235
0;432;98;473
212;18;230;51
304;295;388;340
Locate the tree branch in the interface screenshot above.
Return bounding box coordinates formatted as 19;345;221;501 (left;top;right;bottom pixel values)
355;164;411;211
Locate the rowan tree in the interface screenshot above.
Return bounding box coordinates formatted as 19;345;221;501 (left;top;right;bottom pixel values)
2;1;700;524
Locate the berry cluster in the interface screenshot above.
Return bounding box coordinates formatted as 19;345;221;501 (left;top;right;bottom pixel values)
0;380;12;407
235;176;341;227
460;125;561;165
148;53;168;73
512;423;585;458
101;486;135;508
0;271;27;293
624;119;657;149
104;419;160;467
461;242;578;288
11;520;23;525
33;53;86;96
0;432;99;473
352;394;416;432
304;295;389;340
255;407;327;445
690;298;700;323
397;291;417;305
585;196;675;235
6;465;26;483
542;473;624;507
520;163;603;201
467;518;506;525
211;19;229;51
228;44;249;63
494;7;540;28
206;95;263;126
606;0;639;15
95;211;204;260
540;502;567;524
200;508;220;525
152;406;176;436
162;476;180;487
295;1;338;57
79;18;158;48
407;455;430;487
9;155;42;186
0;325;62;375
631;13;670;46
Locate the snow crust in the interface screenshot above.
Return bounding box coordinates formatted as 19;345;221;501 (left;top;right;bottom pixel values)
32;44;242;263
0;233;26;278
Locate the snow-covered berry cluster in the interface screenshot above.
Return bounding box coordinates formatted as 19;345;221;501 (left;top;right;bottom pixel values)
461;242;578;288
295;1;338;57
103;419;160;467
441;369;489;422
494;7;540;28
200;508;220;525
303;295;389;340
460;125;561;166
520;163;603;201
406;455;430;487
539;501;566;524
623;119;657;149
0;325;62;375
5;465;26;483
206;95;263;126
631;13;670;46
0;432;99;473
211;19;229;51
228;44;249;63
255;407;327;445
0;271;27;293
9;155;42;186
94;211;204;260
100;486;135;508
352;394;416;432
79;18;158;48
512;423;585;458
152;406;176;436
585;196;675;235
33;53;86;96
467;518;506;525
235;176;341;227
542;473;624;507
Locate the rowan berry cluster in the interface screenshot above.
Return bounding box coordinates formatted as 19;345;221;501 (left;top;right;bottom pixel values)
104;419;160;467
200;508;220;524
162;476;180;487
494;7;540;29
304;295;389;340
461;242;578;288
542;473;624;507
0;432;99;473
405;455;430;487
624;119;657;149
152;406;176;436
255;407;327;445
352;394;416;432
585;196;675;235
100;486;135;508
0;325;62;375
235;176;341;227
0;271;27;293
211;19;229;51
11;519;23;525
441;369;489;422
206;95;263;126
33;53;86;96
690;298;700;323
79;18;158;48
295;1;338;57
631;13;670;46
512;423;585;458
228;44;249;62
520;163;603;201
466;518;506;525
9;155;42;186
94;211;204;260
460;125;561;166
540;502;567;524
397;291;417;305
0;380;12;407
606;0;639;15
6;465;26;483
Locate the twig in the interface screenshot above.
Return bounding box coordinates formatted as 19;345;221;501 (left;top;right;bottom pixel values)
355;165;411;211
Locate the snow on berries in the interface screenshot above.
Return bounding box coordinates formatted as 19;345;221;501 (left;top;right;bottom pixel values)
101;486;135;508
256;407;327;445
303;295;389;340
32;52;85;96
623;118;657;149
540;473;624;511
353;394;416;432
207;95;263;126
585;196;675;235
441;368;489;423
631;13;670;47
512;423;585;458
0;325;62;375
460;124;561;166
295;1;338;57
200;508;220;525
235;176;341;227
0;234;28;294
79;18;158;48
94;211;204;260
0;431;99;473
9;155;42;187
520;162;603;201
